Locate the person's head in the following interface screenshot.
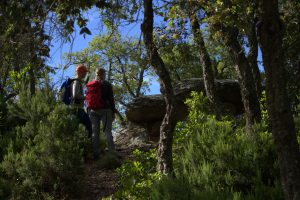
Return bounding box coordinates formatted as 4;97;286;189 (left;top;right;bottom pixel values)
76;64;89;79
95;68;106;80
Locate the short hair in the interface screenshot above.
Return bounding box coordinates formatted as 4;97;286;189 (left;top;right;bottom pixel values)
96;68;106;75
76;64;88;74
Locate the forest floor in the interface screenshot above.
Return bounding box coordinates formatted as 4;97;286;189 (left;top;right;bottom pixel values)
74;146;134;200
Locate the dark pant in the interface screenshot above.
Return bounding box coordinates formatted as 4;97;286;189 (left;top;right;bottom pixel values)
76;108;92;138
89;108;115;159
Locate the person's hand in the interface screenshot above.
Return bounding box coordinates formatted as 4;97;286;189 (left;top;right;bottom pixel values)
112;113;116;121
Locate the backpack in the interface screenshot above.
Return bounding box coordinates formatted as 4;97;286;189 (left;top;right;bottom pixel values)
86;80;104;109
59;78;77;105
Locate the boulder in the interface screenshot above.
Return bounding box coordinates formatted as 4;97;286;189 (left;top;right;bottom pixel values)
114;123;157;150
120;78;243;143
126;78;243;124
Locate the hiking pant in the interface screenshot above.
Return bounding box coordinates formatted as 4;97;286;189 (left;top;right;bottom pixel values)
89;108;115;158
75;108;92;138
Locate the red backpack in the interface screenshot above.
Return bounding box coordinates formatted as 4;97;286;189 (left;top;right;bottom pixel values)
86;80;104;109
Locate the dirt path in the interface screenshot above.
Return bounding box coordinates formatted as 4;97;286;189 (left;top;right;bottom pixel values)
74;147;133;200
79;162;119;199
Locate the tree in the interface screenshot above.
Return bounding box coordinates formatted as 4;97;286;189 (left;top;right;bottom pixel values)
257;0;300;199
154;0;221;118
0;0;110;98
159;42;202;81
188;5;221;118
245;0;262;97
154;3;203;81
217;24;261;133
282;1;300;107
199;1;262;133
142;0;177;175
64;33;151;106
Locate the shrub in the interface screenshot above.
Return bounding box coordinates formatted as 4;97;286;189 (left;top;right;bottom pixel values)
114;149;160;200
295;96;300;142
151;176;237;200
0;87;88;199
0;91;12;162
152;92;284;200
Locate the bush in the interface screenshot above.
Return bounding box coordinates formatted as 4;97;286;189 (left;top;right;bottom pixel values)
114;149;160;200
110;92;288;199
151;175;240;200
295;96;300;142
0;91;11;162
152;92;284;200
151;176;202;200
0;88;88;199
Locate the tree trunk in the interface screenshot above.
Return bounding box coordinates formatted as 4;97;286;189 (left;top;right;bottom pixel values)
141;0;177;175
117;56;136;97
29;67;35;96
220;26;261;134
247;23;262;97
257;0;300;199
247;0;262;97
136;66;145;97
189;13;220;119
107;58;112;82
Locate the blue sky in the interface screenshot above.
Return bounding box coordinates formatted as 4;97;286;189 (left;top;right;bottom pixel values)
47;7;263;95
48;8;161;94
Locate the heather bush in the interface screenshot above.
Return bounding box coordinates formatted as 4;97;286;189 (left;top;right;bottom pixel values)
151;92;284;200
0;88;88;199
114;149;160;200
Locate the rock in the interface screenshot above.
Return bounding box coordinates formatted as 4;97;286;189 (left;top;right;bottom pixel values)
119;78;243;143
114;123;157;149
126;78;243;123
125;95;165;123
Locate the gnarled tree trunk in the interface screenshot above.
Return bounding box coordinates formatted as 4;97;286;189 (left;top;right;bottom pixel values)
189;12;220;118
247;0;262;97
141;0;177;175
219;26;261;134
257;0;300;199
247;24;262;97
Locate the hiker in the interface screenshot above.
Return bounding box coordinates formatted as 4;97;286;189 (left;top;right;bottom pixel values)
71;64;92;138
87;68;118;160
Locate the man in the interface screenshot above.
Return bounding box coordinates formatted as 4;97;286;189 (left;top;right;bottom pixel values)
88;68;118;160
71;64;92;138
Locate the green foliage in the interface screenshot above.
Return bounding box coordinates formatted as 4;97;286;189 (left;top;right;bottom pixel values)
295;96;300;142
205;38;237;79
64;33;151;106
0;90;17;163
260;91;269;123
151;92;283;200
151;176;240;200
0;88;87;199
0;176;12;200
283;1;300;105
7;66;31;91
0;91;8;134
112;92;286;199
160;43;203;80
150;176;200;200
114;149;160;199
9;85;56;123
